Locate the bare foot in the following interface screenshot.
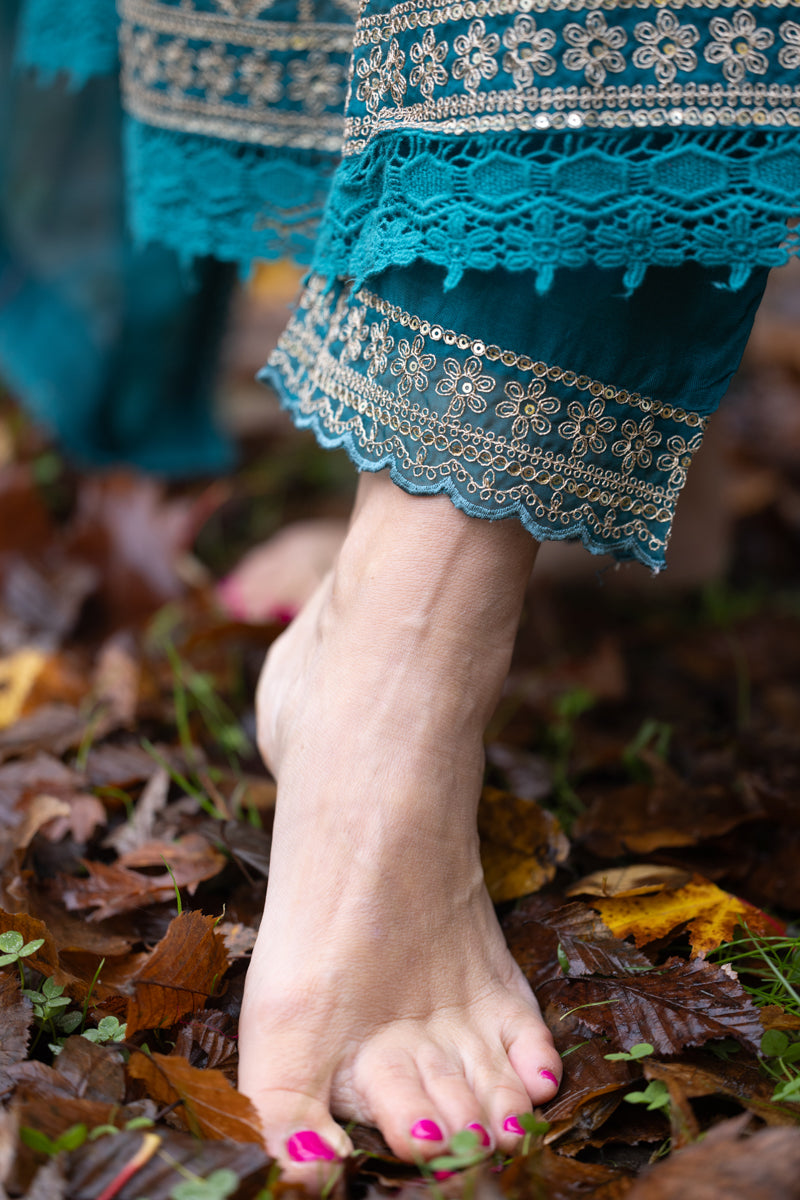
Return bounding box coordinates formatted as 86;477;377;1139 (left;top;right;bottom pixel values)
237;474;561;1185
217;518;347;623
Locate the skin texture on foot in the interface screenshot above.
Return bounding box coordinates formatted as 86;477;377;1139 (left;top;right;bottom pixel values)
237;473;562;1185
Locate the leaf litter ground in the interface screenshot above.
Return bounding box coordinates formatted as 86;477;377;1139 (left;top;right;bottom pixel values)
2;266;800;1198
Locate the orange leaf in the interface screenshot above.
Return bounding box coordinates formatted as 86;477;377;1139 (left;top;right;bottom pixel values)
125;911;230;1037
591;874;776;957
128;1051;264;1144
479;787;569;903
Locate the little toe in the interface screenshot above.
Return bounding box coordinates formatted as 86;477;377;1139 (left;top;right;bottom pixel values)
504;1015;562;1105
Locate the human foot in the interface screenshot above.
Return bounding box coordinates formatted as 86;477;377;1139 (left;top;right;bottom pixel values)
216;518;347;623
237;475;561;1183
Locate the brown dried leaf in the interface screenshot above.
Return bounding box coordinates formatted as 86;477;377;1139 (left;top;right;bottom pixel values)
48;1037;125;1104
626;1116;800;1200
501;1145;634;1199
0;909;73;990
544;956;764;1054
128;1051;264;1143
478;787;569;903
91;632;141;727
542;1040;638;1146
0;649;47;730
567;866;693;900
644;1055;800;1126
38;793;107;844
0;973;32;1070
591;875;777;957
173;1015;239;1079
125;910;230;1037
66;1125;270;1200
542;903;654;978
60;835;226;921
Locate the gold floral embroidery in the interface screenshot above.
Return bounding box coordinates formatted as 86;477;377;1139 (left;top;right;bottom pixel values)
497;380;559;439
632;9;700;81
704;10;774;79
656;430;704;485
409;29;450;95
502;16;558;84
391;335;438;394
612;414;662;471
452;19;502;91
364;319;396;376
562;12;628;83
435;356;496;416
558;398;618;456
778;18;800;66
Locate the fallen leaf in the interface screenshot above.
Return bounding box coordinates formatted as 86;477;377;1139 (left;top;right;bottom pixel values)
91;633;141;727
127;1051;264;1143
13;793;71;849
173;1015;239;1079
124;910;230;1037
590;875;777;957
38;793;107;844
567;865;693;899
66;1125;270;1200
542;1040;638;1145
0;650;47;731
103;767;169;856
47;1037;125;1104
501;1145;634;1198
643;1055;800;1126
478;787;569;902
0;973;32;1070
543;956;764;1054
542;903;655;978
626;1115;800;1200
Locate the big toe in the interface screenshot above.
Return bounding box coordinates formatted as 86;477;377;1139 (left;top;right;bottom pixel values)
243;1086;352;1188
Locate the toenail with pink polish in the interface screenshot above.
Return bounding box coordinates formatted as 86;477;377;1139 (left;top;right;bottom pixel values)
286;1131;337;1162
466;1122;491;1147
503;1115;524;1136
410;1119;443;1141
539;1068;559;1085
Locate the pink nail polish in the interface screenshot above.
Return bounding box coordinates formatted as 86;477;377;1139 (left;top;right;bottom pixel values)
503;1115;524;1136
286;1131;337;1162
539;1068;559;1086
466;1123;491;1147
434;1171;456;1181
410;1119;443;1141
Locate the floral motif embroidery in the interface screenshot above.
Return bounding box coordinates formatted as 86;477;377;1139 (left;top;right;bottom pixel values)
390;335;437;395
501;15;557;87
632;10;699;83
357;39;407;108
364;320;396;377
562;13;628;86
239;52;284;105
288;50;346;115
778;20;800;70
496;380;559;441
612;415;662;473
452;20;501;94
340;307;370;363
435;356;495;417
704;11;774;82
559;398;617;457
656;431;704;487
409;29;449;98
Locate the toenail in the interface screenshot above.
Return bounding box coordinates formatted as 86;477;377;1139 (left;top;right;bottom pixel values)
466;1123;491;1147
539;1068;559;1086
503;1115;524;1136
410;1119;443;1141
286;1131;338;1162
434;1171;456;1181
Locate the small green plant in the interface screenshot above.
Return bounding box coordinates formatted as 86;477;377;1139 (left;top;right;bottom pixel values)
0;930;45;988
624;1080;671;1113
81;1015;128;1045
170;1167;240;1200
760;1029;800;1102
20;1124;88;1157
426;1128;485;1175
518;1113;551;1156
712;926;800;1016
622;719;672;782
545;686;595;828
605;1042;655;1062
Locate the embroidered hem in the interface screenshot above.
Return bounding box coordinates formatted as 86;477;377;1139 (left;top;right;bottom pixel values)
262;273;716;571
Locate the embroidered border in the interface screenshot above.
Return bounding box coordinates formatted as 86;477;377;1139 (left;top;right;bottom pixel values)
266;274;710;568
119;0;353;149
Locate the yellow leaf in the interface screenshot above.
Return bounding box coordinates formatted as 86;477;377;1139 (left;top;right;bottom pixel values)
0;649;48;730
591;874;776;957
479;787;569;903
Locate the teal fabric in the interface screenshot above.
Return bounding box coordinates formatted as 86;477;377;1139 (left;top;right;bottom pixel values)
1;1;235;474
263;260;768;570
15;0;118;86
311;0;800;292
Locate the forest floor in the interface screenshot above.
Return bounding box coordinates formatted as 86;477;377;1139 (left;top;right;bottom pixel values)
1;263;800;1199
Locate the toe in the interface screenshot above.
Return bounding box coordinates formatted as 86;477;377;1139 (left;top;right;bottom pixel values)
356;1045;449;1162
475;1057;534;1154
417;1046;493;1153
504;1009;562;1106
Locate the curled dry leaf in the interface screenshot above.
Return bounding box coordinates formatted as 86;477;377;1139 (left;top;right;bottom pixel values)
478;787;569;903
543;1040;638;1148
590;875;777;957
127;1051;264;1144
124;910;230;1037
543;956;764;1055
567;865;693;900
500;1144;634;1199
643;1055;800;1126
